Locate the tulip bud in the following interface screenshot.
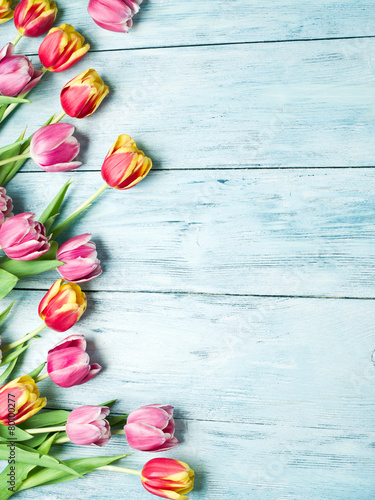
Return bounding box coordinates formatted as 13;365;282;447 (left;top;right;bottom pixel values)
141;458;195;500
124;404;179;452
0;187;13;227
46;335;102;388
30;123;82;172
0;212;50;260
38;279;87;332
66;405;110;446
101;134;152;190
39;24;90;73
0;375;46;425
88;0;142;33
14;0;57;38
56;234;102;283
60;69;109;119
0;0;13;25
0;43;42;97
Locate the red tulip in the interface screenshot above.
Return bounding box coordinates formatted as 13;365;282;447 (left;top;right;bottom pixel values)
141;458;195;500
14;0;57;38
0;376;46;425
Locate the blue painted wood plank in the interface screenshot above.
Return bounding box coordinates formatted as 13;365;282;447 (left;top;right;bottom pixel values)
6;169;375;298
1;1;375;54
1;40;375;170
1;291;374;498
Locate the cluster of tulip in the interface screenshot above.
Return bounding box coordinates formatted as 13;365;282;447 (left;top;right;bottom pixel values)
0;1;195;499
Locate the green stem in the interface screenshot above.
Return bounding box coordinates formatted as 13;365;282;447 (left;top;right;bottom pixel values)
110;429;126;436
1;323;46;352
71;183;109;216
11;33;23;46
51;110;66;124
35;372;49;383
0;153;29;166
53;436;70;445
98;465;142;476
26;425;66;434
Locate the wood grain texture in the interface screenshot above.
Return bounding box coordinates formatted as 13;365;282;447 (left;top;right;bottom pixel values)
4;0;375;54
1;39;375;170
1;291;375;498
6;169;375;298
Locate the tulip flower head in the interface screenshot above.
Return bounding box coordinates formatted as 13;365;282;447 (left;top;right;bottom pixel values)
141;458;195;500
0;375;46;425
0;212;50;260
30;123;82;172
60;69;109;119
56;233;102;283
0;43;42;97
88;0;143;33
14;0;57;38
66;405;111;446
0;0;13;24
125;404;179;452
0;187;13;227
38;279;87;332
46;334;102;388
39;24;90;73
101;134;152;190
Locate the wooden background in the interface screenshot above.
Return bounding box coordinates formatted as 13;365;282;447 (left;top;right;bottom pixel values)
1;1;375;498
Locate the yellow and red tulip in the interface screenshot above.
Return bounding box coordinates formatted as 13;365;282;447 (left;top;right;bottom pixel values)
39;24;90;73
0;0;13;25
141;458;195;500
101;134;152;190
60;68;109;119
38;279;87;332
0;375;46;425
14;0;57;38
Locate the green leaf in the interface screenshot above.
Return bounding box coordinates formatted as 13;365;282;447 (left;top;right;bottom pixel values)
0;131;27;186
21;432;49;449
50;205;89;239
0;300;14;326
0;97;30;104
0;343;31;367
0;433;58;499
99;399;118;408
0;259;63;279
0;348;21;385
0;138;27;157
18;455;128;491
0;443;83;477
0;424;33;442
19;410;70;430
39;179;73;225
27;362;46;380
108;414;128;428
0;269;18;299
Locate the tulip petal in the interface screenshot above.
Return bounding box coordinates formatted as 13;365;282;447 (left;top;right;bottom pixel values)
80;363;102;384
127;406;171;429
31;123;75;155
125;422;168;451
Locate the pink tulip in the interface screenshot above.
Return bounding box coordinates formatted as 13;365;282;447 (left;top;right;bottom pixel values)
87;0;143;33
124;404;179;452
66;405;111;446
47;334;102;388
30;123;82;172
56;234;102;283
0;212;50;260
0;43;42;97
0;187;13;227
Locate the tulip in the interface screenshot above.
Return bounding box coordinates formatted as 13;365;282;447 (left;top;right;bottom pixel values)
0;187;13;227
0;43;42;97
56;233;102;283
30;123;82;172
38;279;87;332
46;334;102;388
141;458;195;500
88;0;143;33
60;69;109;119
125;404;179;452
0;0;13;25
66;405;110;446
14;0;57;38
0;212;50;260
39;24;90;73
101;134;152;190
0;375;46;425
